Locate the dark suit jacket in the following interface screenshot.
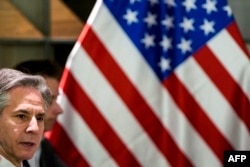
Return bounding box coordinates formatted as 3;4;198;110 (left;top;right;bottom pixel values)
39;138;68;167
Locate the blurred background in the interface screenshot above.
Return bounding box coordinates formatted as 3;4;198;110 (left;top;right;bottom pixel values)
0;0;249;68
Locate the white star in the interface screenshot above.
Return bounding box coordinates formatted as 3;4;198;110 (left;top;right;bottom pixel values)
180;17;195;33
202;0;217;14
158;57;171;72
130;0;141;4
200;19;215;35
148;0;159;6
161;15;174;30
160;36;172;52
182;0;197;12
165;0;176;8
141;33;155;49
223;5;232;17
177;38;192;54
123;9;139;25
144;12;157;28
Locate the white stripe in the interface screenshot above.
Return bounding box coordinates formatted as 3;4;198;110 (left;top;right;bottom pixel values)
87;0;102;25
57;88;118;167
176;55;250;150
208;29;250;101
68;44;170;167
90;4;221;166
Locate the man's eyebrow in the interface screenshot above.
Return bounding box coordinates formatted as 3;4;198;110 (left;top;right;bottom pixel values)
37;112;46;117
16;109;29;114
15;110;45;116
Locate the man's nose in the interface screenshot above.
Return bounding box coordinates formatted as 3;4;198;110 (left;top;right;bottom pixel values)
54;102;63;114
26;116;39;132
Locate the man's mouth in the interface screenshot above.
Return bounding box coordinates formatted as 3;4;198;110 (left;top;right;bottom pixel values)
20;142;36;148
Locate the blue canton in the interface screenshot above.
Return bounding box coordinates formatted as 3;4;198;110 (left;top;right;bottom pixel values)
104;0;233;81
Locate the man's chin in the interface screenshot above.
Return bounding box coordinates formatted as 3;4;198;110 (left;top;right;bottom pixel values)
19;150;37;161
44;122;55;131
20;155;34;161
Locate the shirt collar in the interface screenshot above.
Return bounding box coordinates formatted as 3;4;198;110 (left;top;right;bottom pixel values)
0;154;17;167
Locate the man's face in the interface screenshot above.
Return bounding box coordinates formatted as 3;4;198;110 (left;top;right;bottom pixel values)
0;86;46;164
44;77;63;131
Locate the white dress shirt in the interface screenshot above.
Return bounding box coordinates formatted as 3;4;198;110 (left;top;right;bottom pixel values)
0;154;17;167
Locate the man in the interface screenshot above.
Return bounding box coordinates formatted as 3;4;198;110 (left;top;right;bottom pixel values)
0;68;52;167
14;60;67;167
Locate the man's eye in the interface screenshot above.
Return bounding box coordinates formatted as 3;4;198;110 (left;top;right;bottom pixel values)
51;95;58;102
16;114;26;119
37;115;44;121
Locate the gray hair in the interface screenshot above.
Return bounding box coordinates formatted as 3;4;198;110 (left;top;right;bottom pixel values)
0;68;52;114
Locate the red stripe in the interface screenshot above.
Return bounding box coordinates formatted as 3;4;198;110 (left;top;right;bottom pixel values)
61;68;141;167
227;22;250;58
81;24;194;167
195;45;250;133
49;122;90;167
163;73;233;163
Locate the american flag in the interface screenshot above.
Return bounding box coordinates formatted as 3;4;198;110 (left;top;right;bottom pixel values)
48;0;250;166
